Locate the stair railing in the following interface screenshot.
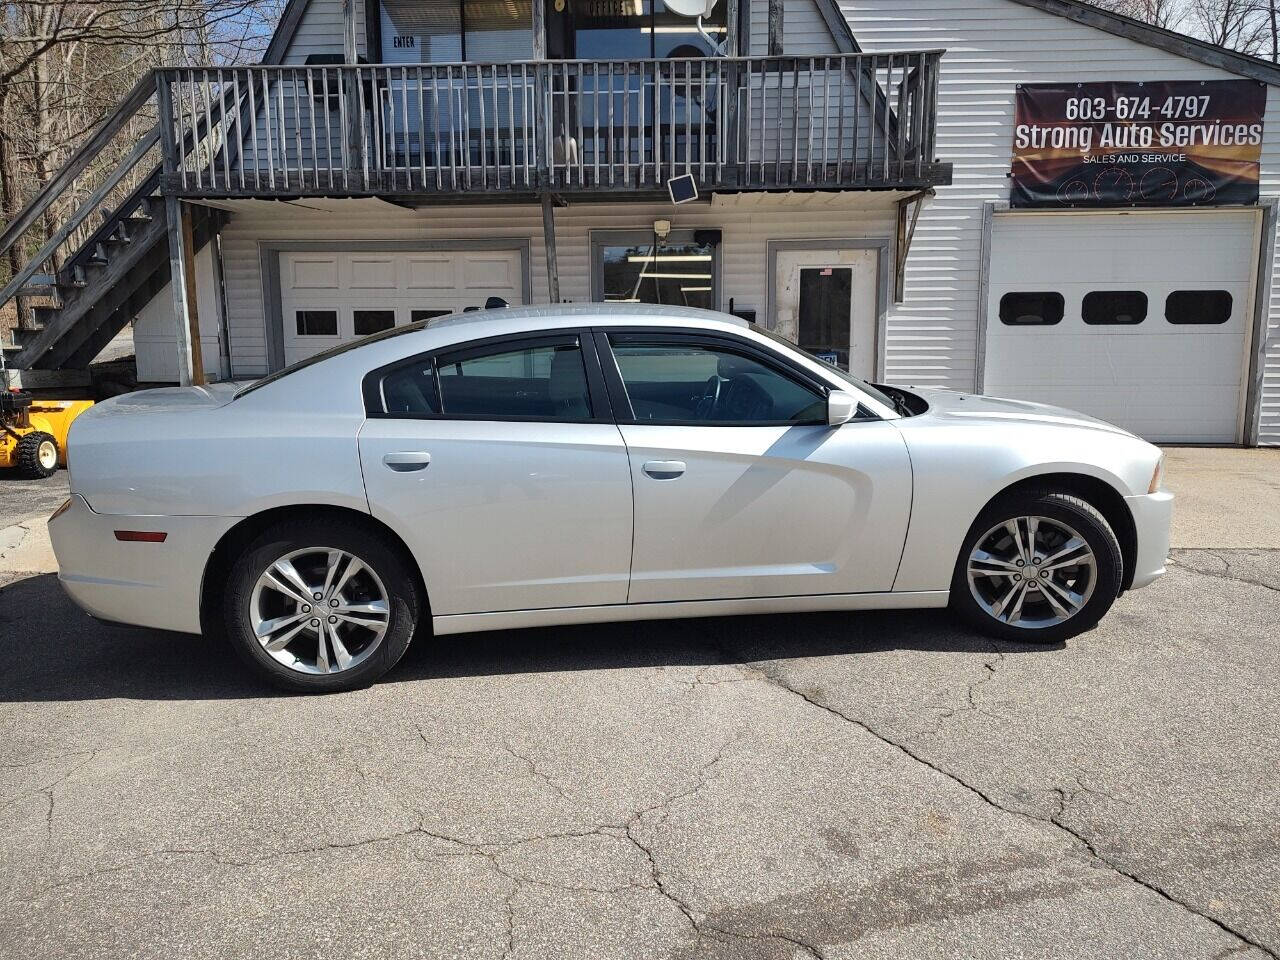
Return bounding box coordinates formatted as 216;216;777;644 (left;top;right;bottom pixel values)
0;75;162;317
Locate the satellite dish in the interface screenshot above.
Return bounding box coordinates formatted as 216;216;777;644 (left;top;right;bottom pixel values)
662;0;724;54
663;0;718;17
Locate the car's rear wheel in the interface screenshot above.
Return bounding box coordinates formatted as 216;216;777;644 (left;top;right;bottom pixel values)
223;519;420;692
950;490;1122;643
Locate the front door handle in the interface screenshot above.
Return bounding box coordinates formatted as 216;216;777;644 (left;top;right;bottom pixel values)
383;451;432;472
642;460;686;480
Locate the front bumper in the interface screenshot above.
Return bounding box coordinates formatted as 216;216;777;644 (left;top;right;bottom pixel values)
1125;489;1174;590
49;495;238;634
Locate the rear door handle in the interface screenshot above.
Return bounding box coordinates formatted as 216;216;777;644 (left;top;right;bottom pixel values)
642;460;686;480
382;451;432;472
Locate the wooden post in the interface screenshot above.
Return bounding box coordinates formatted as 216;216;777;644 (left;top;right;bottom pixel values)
541;193;560;304
156;77;200;387
163;195;197;386
724;0;742;184
531;0;546;60
342;0;362;182
180;203;207;386
767;0;783;55
342;0;358;62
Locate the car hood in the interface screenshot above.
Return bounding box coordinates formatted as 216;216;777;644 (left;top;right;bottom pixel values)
901;387;1137;438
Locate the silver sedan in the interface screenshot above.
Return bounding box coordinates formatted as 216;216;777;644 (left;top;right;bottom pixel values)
50;305;1172;692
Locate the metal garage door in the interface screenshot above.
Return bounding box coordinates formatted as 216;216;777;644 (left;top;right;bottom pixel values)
280;249;525;365
984;210;1259;442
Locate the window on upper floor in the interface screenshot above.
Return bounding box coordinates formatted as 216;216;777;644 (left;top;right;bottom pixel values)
380;0;534;63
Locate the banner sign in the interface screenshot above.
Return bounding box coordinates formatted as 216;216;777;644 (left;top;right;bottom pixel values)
1011;79;1265;207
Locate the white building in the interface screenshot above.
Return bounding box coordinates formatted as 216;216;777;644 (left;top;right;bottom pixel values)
5;0;1280;444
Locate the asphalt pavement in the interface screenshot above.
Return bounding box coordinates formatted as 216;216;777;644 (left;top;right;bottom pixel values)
0;452;1277;958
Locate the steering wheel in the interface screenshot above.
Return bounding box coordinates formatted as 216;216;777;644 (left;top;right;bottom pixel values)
694;375;726;420
721;375;772;421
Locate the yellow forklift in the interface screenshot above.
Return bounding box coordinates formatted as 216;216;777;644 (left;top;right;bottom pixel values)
0;353;92;479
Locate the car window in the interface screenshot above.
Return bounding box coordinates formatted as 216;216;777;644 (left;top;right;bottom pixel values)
608;337;825;424
436;339;593;420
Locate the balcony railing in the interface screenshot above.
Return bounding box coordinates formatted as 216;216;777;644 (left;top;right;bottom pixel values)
156;52;947;198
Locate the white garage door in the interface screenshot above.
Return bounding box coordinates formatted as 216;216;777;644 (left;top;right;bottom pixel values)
280;248;525;366
985;210;1259;442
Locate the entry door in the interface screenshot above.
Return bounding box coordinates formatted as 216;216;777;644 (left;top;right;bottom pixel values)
359;332;633;616
599;331;913;604
774;247;879;378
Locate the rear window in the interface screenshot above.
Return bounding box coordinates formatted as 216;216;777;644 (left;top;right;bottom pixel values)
234;320;429;400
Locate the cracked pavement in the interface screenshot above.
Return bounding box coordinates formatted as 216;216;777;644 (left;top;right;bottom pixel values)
1;539;1278;959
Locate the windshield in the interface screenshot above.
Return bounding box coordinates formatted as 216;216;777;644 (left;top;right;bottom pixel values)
234;320;431;400
749;325;898;410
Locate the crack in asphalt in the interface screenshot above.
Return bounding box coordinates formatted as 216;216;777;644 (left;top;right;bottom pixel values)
742;659;1279;960
1169;552;1280;595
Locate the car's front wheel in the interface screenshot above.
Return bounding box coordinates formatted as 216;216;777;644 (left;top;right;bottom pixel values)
950;490;1123;643
223;519;420;692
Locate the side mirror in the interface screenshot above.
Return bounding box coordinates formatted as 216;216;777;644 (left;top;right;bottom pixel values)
827;390;857;426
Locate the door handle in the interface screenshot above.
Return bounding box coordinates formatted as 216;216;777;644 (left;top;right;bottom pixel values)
382;451;432;472
642;460;686;480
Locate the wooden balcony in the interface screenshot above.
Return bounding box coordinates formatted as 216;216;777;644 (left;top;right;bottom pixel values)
156;52;950;200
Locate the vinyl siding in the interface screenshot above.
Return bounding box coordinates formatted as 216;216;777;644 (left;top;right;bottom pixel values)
749;0;841;55
841;0;1280;443
209;194;897;378
281;0;368;64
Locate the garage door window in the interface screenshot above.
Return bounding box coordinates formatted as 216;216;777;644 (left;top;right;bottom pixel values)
999;292;1064;326
1166;290;1233;325
1083;291;1147;325
296;309;338;336
354;310;396;336
411;309;452;323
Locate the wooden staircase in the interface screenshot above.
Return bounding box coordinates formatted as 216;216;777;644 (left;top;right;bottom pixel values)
0;73;224;379
3;183;222;371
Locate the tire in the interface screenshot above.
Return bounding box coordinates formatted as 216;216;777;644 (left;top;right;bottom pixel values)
222;519;421;693
950;490;1123;644
16;432;58;479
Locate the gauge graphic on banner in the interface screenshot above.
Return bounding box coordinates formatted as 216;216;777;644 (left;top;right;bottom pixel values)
1010;79;1265;208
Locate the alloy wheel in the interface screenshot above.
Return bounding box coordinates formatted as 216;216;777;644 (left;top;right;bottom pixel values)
249;547;391;675
966;515;1097;629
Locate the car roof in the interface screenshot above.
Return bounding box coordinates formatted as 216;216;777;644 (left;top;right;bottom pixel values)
430;302;749;332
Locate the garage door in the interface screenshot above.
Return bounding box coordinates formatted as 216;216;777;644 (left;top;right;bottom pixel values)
984;210;1259;442
280;249;525;366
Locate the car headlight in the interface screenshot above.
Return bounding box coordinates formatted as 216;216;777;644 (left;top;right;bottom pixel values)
1148;454;1164;494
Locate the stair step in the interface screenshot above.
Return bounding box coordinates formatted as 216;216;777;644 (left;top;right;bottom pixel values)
70;265;88;288
5;324;48;349
33;306;59;328
17;289;64;310
107;225;132;244
88;243;109;266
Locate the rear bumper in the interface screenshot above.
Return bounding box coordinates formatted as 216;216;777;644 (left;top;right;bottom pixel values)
48;495;237;634
1125;489;1174;590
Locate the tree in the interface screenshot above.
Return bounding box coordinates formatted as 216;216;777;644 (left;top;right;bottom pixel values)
0;0;281;328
